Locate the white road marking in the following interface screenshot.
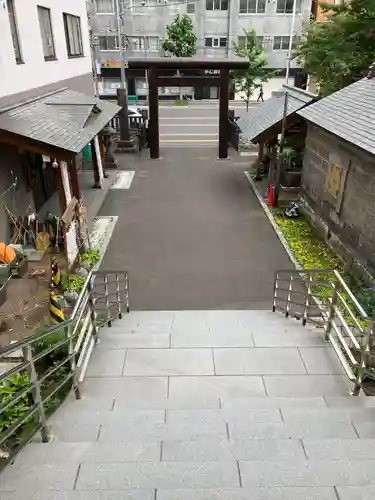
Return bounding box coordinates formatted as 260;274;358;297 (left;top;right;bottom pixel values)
109;171;135;190
159;133;218;137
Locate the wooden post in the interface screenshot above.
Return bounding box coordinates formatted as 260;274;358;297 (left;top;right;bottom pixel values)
54;166;67;214
148;67;159;159
218;68;229;159
90;139;102;189
69;158;81;200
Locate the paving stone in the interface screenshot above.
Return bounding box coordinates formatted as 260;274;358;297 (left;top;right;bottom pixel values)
239;460;375;487
81;376;168;400
14;441;161;464
213;348;306;375
168;376;266;399
230;420;357;439
0;464;79;491
162;437;305;461
98;333;171;349
49;408;165;427
0;490;156;500
336;486;375;500
352;421;375;438
122;348;215;376
281;407;375;424
298;347;345;374
220;397;327;409
99;421;227;442
263;375;351;397
166;408;282;425
86;349;127;377
325;397;375;408
76;461;240;489
113;397;221;410
303;439;375;461
156;487;337;500
49;423;101;442
171;329;254;348
252;331;326;347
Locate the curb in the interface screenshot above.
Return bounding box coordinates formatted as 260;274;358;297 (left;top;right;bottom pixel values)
244;171;302;270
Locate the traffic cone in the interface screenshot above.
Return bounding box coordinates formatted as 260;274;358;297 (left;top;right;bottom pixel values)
49;291;64;324
266;184;275;206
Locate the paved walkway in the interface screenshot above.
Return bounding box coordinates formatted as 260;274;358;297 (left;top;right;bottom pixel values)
2;310;375;500
99;148;291;310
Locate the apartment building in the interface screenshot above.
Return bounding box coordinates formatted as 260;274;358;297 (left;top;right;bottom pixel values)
0;0;118;250
93;0;311;99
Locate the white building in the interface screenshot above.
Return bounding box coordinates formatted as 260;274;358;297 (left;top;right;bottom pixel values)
0;0;119;251
0;0;94;105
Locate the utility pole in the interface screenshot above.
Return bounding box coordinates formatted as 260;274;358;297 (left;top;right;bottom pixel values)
115;0;135;151
274;91;289;206
285;0;297;84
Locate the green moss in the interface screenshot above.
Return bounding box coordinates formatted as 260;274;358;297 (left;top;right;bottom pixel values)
274;214;344;272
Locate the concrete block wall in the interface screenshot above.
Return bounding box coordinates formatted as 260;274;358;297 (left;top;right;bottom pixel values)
301;124;375;279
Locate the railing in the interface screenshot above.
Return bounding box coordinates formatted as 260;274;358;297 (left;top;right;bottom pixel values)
108;114;149;151
0;270;129;468
273;268;374;395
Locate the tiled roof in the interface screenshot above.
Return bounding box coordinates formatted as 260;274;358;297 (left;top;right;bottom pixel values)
0;88;121;154
237;85;316;143
297;77;375;155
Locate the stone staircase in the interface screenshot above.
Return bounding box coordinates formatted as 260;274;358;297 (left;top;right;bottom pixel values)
2;310;375;500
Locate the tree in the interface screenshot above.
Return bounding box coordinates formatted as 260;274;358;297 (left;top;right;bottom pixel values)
161;14;197;101
295;0;375;96
232;29;273;111
161;14;197;57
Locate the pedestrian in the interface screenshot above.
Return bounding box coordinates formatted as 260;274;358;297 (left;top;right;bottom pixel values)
257;85;264;102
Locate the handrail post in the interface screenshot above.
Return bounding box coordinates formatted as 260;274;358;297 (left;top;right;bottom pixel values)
104;273;112;326
285;273;293;318
125;272;130;313
325;283;338;341
352;319;373;396
116;272;122;319
67;323;81;400
22;345;49;443
87;274;99;344
272;271;278;312
302;274;313;326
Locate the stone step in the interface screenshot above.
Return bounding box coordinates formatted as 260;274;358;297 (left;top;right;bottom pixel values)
1;486;373;500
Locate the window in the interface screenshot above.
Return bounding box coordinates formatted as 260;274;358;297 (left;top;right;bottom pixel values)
95;0;114;13
63;14;83;57
238;35;264;48
7;0;22;63
186;1;195;12
132;36;159;51
273;35;297;50
205;37;227;48
206;0;228;10
276;0;302;13
37;6;56;60
98;35;117;50
239;0;266;13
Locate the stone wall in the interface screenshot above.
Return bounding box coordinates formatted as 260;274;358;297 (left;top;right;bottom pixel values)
301;123;375;280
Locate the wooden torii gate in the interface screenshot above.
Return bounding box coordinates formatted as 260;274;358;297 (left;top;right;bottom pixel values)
126;57;249;160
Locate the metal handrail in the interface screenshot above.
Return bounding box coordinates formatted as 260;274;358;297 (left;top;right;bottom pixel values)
0;269;129;468
272;268;373;395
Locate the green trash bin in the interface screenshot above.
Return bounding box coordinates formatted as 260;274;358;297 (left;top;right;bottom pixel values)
128;95;138;104
82;144;92;161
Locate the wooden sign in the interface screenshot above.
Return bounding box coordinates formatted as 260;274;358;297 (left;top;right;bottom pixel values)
61;197;78;226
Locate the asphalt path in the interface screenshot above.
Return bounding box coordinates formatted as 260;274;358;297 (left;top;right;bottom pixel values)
158;102;256;147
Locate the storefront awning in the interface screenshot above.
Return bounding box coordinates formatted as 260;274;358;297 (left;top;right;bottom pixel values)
237;85;316;144
0;88;121;155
